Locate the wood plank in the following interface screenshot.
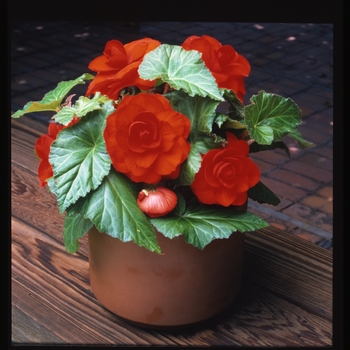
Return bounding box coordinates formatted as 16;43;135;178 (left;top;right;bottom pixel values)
12;215;332;346
210;282;332;346
12;218;171;346
11;115;48;136
244;228;332;320
248;226;333;264
12;304;65;344
11;118;46;174
11;164;65;241
11;162;91;255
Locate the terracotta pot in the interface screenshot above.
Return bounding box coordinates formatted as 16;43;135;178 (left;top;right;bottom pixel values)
88;227;245;329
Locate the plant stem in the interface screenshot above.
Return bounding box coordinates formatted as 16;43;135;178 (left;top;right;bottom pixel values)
247;139;255;145
163;83;169;94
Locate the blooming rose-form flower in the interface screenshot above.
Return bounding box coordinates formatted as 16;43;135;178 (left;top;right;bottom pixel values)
182;35;250;103
86;38;161;100
104;93;191;184
35;118;79;187
190;132;260;206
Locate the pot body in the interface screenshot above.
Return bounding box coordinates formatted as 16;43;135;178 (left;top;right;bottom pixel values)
88;227;244;328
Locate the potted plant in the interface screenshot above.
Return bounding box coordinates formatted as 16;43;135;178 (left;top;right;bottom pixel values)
12;35;312;328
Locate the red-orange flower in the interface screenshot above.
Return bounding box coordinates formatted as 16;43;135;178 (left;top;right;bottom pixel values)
104;93;191;184
190;132;260;206
86;38;161;100
35;117;79;187
182;35;250;103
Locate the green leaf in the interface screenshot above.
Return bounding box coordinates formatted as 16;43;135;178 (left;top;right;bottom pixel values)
11;73;95;118
216;113;247;130
248;181;281;206
53;92;109;125
224;90;245;120
47;177;57;195
288;129;314;148
244;91;307;145
250;124;274;144
165;91;223;185
50;101;115;213
71;169;161;253
174;191;187;216
63;211;93;254
214;113;229;128
177;136;224;185
151;203;269;249
176;144;203;185
170;92;221;135
139;44;224;101
249;140;291;157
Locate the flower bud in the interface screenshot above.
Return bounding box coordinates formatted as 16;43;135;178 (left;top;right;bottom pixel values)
137;186;177;218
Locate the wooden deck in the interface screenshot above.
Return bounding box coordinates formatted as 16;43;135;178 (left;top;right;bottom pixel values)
11;116;333;346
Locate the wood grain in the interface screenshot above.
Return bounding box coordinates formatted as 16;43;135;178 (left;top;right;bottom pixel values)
244;228;332;320
12;304;65;344
11;215;332;346
11;118;333;346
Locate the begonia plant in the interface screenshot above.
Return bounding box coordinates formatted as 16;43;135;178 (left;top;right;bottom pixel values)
12;35;312;254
